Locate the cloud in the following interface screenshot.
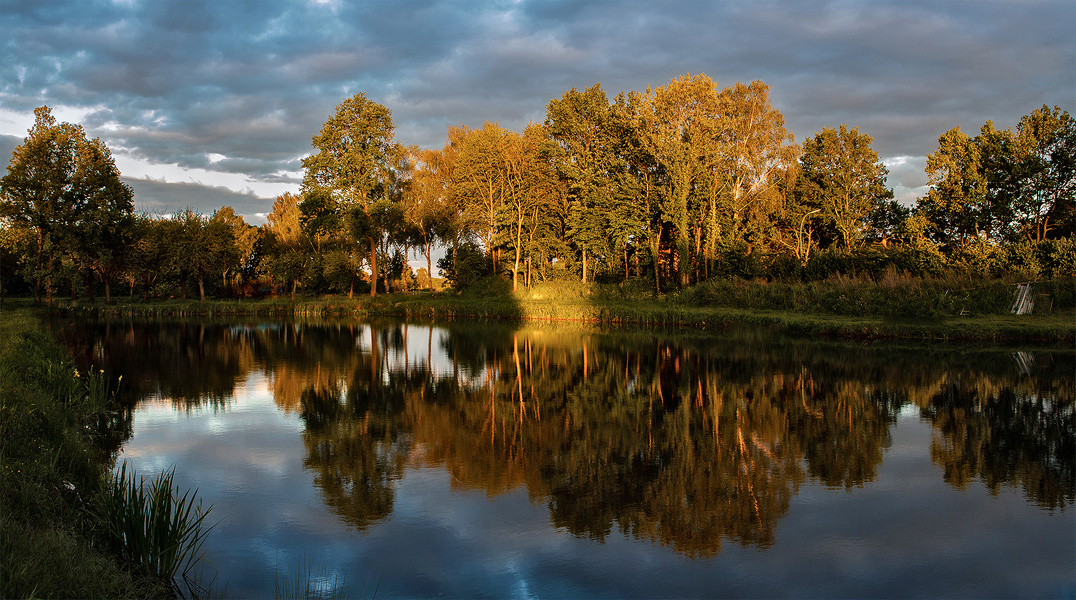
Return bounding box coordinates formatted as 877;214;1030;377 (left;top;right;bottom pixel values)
125;177;275;226
2;0;1073;211
883;155;929;207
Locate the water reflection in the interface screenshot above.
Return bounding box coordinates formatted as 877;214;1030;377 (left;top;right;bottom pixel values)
54;317;1075;558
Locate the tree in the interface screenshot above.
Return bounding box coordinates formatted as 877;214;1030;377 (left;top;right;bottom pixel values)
546;84;621;284
300;187;364;297
614;92;666;291
124;214;167;300
302;93;402;297
451;122;514;274
263;192;306;299
208;207;249;296
408;147;453;289
0;106;134;303
918;106;1074;253
1006;106;1075;241
798;125;893;250
916;127;990;250
634;74;721;285
713;80;799;258
168;207;235;302
501;123;558;291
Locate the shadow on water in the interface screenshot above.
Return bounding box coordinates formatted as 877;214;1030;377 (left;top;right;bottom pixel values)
50;315;1075;557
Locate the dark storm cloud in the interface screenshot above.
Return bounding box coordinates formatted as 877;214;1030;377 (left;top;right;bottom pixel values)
2;0;1073;214
0;135;21;169
124;178;275;225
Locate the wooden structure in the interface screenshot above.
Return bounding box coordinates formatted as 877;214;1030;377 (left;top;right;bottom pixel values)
1010;283;1035;315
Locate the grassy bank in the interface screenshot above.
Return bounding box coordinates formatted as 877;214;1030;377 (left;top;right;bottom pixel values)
0;308;210;598
41;275;1074;342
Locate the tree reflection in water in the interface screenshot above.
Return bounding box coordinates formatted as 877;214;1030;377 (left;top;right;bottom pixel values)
58;317;1076;556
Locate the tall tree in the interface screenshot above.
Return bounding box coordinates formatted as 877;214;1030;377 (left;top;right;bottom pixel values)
208;206;250;295
917;127;990;249
451;122;515;273
713;80;799;258
1007;105;1075;241
634;74;721;285
0;106;133;303
501;123;558;291
263;192;306;299
302;93;402;297
615;92;666;291
408;147;453;288
798;125;893;250
546;84;620;283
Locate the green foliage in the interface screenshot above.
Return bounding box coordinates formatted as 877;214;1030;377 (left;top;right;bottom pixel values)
0;106;135;302
437;241;493;290
101;461;215;597
0;309;175;598
798;125;893;250
1;96;1070;319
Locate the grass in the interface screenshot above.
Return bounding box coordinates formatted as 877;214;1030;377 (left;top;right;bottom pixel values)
33;273;1075;343
272;552;358;600
1;306;352;599
103;461;216;598
0;307;216;598
0;308;174;597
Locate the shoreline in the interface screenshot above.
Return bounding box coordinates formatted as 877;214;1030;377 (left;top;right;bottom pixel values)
26;285;1075;344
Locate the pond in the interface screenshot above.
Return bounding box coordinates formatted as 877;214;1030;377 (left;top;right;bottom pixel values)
51;316;1075;598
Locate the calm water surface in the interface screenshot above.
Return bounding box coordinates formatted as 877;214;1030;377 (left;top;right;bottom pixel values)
53;317;1075;598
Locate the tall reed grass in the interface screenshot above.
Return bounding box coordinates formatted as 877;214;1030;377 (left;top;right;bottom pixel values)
102;460;216;598
272;551;358;599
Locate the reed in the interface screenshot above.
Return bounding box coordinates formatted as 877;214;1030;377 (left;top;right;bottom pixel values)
1;308;175;597
102;460;216;597
272;551;355;599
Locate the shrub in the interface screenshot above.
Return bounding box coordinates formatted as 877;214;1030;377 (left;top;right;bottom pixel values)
437;241;493;290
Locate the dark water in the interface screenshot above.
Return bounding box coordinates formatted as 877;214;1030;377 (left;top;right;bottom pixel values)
52;317;1075;598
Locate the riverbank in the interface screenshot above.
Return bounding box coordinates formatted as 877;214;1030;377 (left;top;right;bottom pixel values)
33;276;1075;343
0;308;176;597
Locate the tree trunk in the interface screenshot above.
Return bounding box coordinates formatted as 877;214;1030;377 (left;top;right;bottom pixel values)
649;235;661;295
425;246;433;290
34;229;42;303
512;248;520;292
85;270;95;303
368;235;378;297
104;278;111;305
198;275;206;301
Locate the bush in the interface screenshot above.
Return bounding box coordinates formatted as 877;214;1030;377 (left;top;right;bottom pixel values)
437;242;494;291
1001;239;1045;280
460;276;513;297
1040;237;1076;279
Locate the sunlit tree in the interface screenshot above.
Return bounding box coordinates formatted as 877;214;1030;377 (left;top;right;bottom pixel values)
302;93;403;297
0;106;134;303
798;125;893;250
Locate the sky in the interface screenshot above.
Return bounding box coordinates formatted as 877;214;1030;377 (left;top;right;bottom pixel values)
2;0;1074;227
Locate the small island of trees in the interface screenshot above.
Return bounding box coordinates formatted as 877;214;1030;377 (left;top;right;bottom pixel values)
2;74;1073;306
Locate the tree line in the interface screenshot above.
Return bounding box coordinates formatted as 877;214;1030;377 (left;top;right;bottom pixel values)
2;74;1073;303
